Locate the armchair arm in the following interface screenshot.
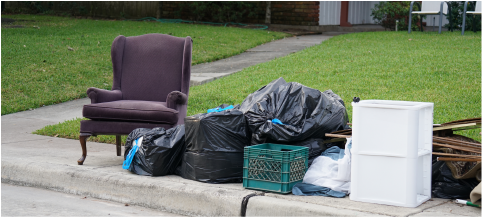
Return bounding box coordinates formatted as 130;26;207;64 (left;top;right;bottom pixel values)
166;91;188;110
86;88;123;104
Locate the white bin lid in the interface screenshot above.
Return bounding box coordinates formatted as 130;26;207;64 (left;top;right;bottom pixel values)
352;100;433;110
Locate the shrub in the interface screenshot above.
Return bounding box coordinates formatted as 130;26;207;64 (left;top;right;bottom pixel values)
17;1;86;17
371;1;421;31
58;1;87;16
23;1;53;14
178;2;262;23
445;1;481;31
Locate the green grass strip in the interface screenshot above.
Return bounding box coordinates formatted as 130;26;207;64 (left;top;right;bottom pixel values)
1;14;288;115
35;31;481;144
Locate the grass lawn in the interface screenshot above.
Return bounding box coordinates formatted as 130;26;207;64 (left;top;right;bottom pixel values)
1;14;288;115
35;31;481;144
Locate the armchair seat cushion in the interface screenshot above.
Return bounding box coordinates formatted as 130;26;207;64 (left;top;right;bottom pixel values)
83;100;179;124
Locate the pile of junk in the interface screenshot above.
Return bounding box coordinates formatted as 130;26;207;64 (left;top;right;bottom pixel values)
121;77;481;208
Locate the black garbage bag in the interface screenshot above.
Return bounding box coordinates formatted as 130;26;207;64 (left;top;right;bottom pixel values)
295;139;326;167
323;89;345;107
240;78;350;145
184;107;250;152
323;89;350;123
238;77;288;113
181;151;244;183
181;106;250;183
124;125;186;176
432;161;480;199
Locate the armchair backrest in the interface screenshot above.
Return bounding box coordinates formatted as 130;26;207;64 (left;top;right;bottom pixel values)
421;1;448;14
111;34;192;102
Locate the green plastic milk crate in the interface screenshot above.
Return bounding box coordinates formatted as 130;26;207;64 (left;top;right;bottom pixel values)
243;143;309;194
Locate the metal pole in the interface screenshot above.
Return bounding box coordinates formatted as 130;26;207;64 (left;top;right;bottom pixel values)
420;15;423;32
439;2;444;34
462;1;468;35
409;1;415;33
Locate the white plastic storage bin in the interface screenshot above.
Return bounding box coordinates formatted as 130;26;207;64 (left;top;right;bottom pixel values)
350;100;433;208
351;100;433;157
351;153;432;207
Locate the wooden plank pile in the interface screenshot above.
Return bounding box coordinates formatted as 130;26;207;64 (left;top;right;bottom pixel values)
325;118;481;163
432;117;481;162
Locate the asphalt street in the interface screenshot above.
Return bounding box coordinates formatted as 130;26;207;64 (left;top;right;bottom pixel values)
1;183;182;216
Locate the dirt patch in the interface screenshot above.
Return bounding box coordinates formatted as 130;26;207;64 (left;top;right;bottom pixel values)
1;18;36;28
265;26;322;36
3;25;25;28
1;18;16;23
1;18;36;23
225;23;321;36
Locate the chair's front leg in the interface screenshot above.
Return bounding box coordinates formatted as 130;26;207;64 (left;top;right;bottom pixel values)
439;11;443;33
473;14;478;33
116;135;122;156
409;1;414;33
462;1;468;35
78;134;91;165
420;15;423;32
409;1;421;33
446;1;453;32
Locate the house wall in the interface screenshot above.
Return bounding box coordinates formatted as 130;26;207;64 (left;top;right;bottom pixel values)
163;1;320;26
318;1;379;26
348;1;379;25
271;1;320;26
416;1;450;26
318;1;341;25
423;15;449;27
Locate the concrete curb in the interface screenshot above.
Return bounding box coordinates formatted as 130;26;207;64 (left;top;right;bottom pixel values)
0;156;391;216
2;159;253;216
246;196;388;216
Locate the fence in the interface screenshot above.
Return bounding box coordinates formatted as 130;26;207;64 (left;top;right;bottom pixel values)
4;1;321;26
4;1;160;19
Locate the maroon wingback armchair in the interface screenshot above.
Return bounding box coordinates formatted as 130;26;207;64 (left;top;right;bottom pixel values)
78;33;192;165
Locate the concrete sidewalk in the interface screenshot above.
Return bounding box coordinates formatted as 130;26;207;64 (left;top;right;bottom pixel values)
2;34;480;216
190;34;334;86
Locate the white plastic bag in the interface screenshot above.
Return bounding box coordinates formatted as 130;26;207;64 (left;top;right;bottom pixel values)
335;138;352;182
303;138;352;193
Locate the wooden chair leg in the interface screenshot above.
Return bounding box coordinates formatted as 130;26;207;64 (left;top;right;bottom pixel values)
116;135;121;156
78;135;90;165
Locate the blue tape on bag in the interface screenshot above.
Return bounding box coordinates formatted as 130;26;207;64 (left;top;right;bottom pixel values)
207;105;234;113
272;118;284;125
122;137;142;170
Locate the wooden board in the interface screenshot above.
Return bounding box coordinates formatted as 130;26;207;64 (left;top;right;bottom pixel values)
433;122;481;132
442;117;481;125
325;133;351;139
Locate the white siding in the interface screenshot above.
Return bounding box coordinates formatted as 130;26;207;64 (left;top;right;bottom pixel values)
348;1;379;25
423;15;449;27
419;1;450;26
319;1;341;25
